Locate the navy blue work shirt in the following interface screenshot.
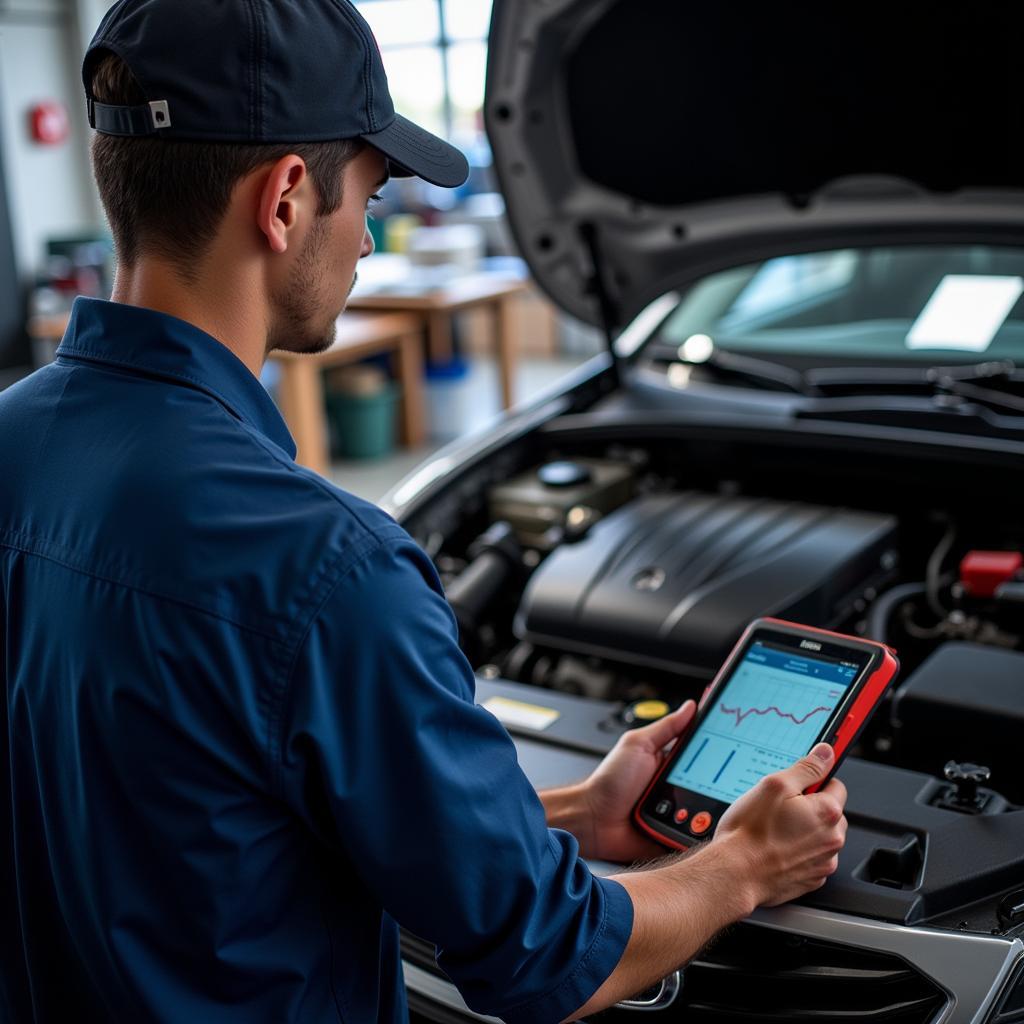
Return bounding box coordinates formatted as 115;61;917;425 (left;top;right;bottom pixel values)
0;299;632;1023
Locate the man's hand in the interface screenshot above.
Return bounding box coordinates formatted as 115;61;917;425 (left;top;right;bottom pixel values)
714;742;848;906
541;701;696;863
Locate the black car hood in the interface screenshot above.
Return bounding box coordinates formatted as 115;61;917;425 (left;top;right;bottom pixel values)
485;0;1024;330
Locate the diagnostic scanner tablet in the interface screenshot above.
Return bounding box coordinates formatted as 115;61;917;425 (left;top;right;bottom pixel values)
634;618;899;849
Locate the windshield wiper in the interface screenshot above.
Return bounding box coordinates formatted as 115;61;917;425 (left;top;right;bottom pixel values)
660;345;815;395
807;360;1024;415
928;362;1024;415
659;342;1024;415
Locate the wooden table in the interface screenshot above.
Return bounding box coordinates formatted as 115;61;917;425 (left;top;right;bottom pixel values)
347;274;528;411
270;311;424;477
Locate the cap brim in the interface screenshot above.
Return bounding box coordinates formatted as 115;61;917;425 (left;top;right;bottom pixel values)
361;114;469;188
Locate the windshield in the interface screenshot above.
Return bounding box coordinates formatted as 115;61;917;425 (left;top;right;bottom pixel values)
655;245;1024;365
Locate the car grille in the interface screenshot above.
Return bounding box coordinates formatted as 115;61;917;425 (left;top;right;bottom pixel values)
402;923;948;1023
632;923;949;1023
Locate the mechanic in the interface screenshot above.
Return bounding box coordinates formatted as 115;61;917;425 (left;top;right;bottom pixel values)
0;2;848;1022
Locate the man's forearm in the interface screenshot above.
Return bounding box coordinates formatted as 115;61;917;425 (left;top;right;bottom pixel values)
539;784;596;856
566;837;757;1020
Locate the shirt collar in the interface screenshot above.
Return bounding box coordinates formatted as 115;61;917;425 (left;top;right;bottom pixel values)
57;297;297;459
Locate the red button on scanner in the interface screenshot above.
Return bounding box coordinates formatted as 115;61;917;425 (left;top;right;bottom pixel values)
690;811;713;835
674;808;689;825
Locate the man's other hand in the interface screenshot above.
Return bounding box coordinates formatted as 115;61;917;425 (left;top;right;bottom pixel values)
577;700;696;863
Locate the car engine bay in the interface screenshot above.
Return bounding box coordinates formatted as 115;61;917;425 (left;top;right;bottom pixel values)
403;428;1024;940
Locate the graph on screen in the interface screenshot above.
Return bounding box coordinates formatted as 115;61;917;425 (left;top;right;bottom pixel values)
718;702;833;728
666;642;857;803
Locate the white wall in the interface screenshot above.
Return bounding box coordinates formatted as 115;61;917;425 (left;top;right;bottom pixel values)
0;0;103;283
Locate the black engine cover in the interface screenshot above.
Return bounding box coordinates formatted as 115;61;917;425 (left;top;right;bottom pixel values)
516;492;896;678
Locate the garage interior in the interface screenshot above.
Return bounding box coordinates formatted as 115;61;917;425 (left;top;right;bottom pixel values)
4;2;1024;1023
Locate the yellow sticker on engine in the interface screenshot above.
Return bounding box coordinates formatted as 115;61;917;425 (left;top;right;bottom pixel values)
482;696;560;732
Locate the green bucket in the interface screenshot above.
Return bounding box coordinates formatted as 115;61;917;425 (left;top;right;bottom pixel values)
325;384;397;460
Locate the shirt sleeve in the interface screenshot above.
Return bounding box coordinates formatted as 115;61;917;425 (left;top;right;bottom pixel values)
275;533;633;1023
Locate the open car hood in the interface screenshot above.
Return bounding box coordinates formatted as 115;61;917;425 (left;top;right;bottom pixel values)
485;0;1024;330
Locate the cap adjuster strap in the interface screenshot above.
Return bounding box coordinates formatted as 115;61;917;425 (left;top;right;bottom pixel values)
88;98;172;136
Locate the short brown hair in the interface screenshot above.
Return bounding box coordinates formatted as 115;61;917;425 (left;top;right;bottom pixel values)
90;52;363;280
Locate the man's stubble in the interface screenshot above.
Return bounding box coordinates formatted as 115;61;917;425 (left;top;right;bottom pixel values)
267;215;351;357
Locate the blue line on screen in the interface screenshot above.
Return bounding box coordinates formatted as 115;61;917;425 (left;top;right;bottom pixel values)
684;737;709;774
713;749;736;784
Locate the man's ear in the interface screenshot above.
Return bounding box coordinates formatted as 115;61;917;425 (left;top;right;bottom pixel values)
257;155;310;255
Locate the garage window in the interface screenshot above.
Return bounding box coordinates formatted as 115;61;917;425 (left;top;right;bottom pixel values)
355;0;492;141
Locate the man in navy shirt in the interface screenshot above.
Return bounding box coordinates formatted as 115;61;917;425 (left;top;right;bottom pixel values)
0;2;848;1021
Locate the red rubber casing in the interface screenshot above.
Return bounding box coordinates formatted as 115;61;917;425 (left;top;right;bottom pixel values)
633;617;899;850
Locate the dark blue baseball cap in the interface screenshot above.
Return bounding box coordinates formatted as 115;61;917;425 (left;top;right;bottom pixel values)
83;0;469;189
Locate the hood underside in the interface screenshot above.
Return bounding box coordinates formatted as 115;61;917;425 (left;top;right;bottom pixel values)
485;0;1024;329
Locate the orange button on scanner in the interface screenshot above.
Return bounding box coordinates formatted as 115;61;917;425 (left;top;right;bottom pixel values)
690;811;713;835
674;807;689;825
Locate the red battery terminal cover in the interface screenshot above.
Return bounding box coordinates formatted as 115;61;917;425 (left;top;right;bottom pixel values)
959;550;1024;598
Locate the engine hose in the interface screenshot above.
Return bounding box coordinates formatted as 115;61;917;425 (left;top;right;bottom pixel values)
865;582;927;645
444;522;521;639
925;520;957;619
446;551;511;635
